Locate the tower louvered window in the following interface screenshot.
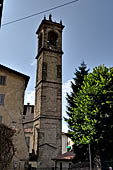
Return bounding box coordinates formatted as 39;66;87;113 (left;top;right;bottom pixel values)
48;31;58;46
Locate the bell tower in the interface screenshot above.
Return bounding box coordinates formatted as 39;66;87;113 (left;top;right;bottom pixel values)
33;15;64;168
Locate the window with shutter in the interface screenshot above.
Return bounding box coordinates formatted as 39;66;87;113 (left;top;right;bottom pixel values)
0;116;2;123
0;76;6;85
0;94;5;105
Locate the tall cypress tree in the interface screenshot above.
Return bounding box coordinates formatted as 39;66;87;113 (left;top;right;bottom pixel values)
65;61;89;139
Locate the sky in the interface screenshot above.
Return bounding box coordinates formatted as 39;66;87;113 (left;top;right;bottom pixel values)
0;0;113;132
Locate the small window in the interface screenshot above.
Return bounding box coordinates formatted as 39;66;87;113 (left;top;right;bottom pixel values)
25;137;30;152
0;116;2;123
0;94;5;105
0;76;6;85
31;106;34;113
23;105;27;115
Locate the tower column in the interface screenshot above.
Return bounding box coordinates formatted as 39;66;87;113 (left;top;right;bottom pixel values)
33;15;64;168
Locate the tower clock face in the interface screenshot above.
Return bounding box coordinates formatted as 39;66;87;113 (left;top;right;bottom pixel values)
48;31;58;47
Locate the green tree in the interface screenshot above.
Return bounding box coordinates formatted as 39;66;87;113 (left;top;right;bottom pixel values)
71;65;113;168
71;65;113;147
66;65;113;168
65;61;89;139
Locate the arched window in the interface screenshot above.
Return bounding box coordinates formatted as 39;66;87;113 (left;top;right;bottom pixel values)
48;31;58;46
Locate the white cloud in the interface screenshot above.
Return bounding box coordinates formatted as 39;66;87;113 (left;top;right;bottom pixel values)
30;59;37;66
62;79;73;132
24;90;35;105
62;79;72;116
62;79;72;95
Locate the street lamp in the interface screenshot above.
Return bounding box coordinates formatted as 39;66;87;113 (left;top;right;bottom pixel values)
89;144;92;170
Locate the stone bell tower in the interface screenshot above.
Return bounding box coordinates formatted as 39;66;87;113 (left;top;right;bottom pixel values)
33;15;64;168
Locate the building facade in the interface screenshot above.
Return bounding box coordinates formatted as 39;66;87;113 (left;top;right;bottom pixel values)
0;64;29;170
33;15;64;168
52;151;75;170
23;104;34;154
62;132;74;154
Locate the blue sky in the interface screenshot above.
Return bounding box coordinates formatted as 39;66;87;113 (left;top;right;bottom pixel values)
0;0;113;132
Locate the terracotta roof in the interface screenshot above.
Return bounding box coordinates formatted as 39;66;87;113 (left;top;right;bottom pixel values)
62;132;68;135
0;64;30;89
52;152;75;161
24;128;33;133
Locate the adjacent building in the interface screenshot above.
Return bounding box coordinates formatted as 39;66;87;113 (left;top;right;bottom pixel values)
62;132;74;154
52;151;75;170
23;103;34;153
0;64;29;170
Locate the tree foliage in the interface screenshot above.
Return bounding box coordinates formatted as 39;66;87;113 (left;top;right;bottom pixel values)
0;123;15;169
69;65;113;147
65;61;89;138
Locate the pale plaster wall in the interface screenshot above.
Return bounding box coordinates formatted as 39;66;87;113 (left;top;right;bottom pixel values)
0;68;29;170
62;134;68;154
